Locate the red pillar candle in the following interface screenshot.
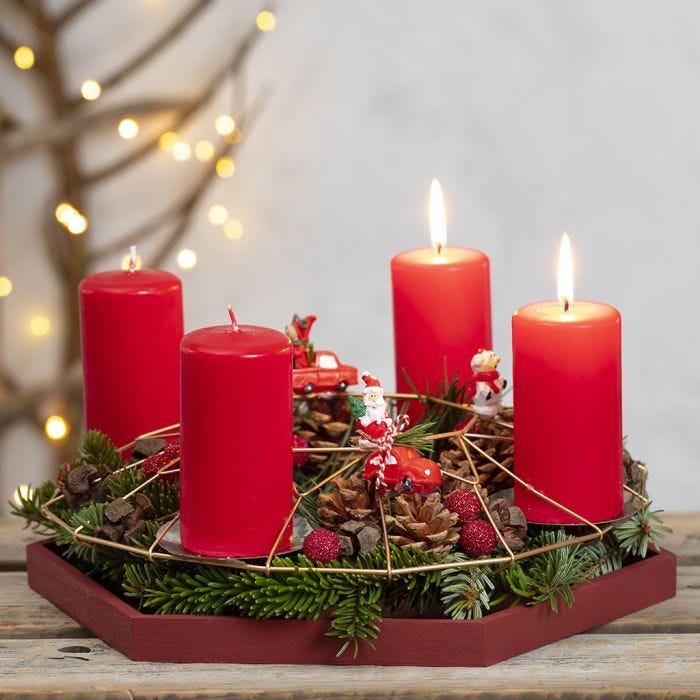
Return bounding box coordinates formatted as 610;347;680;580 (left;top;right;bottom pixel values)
79;253;183;448
392;180;491;397
180;309;293;558
512;235;623;524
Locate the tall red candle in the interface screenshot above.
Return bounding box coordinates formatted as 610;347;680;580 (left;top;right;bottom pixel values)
392;180;491;398
79;260;183;448
512;235;623;524
180;310;293;558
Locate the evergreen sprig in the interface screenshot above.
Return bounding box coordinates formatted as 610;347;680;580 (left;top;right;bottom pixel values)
69;429;123;473
9;480;61;534
613;504;672;558
504;530;596;613
440;554;500;620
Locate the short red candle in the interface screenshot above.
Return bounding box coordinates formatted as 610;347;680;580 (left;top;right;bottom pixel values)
391;247;492;396
180;318;293;558
79;268;183;448
512;300;623;524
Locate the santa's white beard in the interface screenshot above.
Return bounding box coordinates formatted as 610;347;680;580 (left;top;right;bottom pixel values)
365;402;387;423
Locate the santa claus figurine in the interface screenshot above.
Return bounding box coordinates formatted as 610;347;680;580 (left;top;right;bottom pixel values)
352;372;442;493
465;349;508;418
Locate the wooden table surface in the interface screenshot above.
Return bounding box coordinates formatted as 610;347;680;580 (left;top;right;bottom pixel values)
1;514;698;699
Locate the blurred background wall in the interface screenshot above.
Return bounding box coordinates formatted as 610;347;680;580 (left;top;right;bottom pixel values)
0;0;696;514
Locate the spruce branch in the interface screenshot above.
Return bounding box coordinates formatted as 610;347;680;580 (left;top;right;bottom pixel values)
613;504;672;558
504;530;595;613
9;480;61;535
440;553;499;620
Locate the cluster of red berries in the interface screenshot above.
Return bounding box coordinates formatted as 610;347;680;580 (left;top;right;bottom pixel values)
444;490;498;557
141;440;180;482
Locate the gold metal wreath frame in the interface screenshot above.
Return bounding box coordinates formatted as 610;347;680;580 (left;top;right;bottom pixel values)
40;392;648;579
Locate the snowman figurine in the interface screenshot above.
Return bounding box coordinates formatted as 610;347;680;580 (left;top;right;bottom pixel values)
466;349;507;418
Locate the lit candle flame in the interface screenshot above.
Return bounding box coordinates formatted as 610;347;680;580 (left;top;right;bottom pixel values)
557;233;573;311
430;178;446;258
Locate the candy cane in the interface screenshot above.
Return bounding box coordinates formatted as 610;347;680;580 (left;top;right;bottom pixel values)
373;414;409;488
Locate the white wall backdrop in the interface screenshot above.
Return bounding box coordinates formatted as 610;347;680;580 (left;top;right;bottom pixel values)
1;0;697;513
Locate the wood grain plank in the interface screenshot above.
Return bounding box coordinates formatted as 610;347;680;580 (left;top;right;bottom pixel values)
0;572;93;639
0;635;698;698
0;518;46;569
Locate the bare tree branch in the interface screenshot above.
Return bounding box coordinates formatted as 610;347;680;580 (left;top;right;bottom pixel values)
66;0;214;108
0;98;187;158
82;24;260;186
53;0;102;29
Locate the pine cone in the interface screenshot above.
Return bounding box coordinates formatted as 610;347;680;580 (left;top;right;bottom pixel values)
488;497;527;552
61;463;111;508
294;396;352;471
440;408;514;495
384;493;459;557
317;473;376;528
623;446;647;497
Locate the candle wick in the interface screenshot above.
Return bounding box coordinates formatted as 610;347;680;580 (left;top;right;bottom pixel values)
128;245;137;273
227;305;240;332
564;299;570;313
435;242;442;258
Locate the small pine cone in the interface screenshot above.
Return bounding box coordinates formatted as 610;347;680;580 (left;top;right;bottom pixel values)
440;408;514;495
98;493;156;545
294;396;352;470
623;446;647;497
488;498;527;552
384;492;460;558
317;473;376;528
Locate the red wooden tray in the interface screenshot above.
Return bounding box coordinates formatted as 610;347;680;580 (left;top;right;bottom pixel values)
26;539;676;666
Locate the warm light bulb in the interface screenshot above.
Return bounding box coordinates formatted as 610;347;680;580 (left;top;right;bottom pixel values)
159;131;179;151
172;142;192;162
225;127;242;144
29;314;51;337
256;10;277;31
223;219;244;240
80;79;102;101
11;483;34;508
13;46;35;70
118;117;139;140
45;415;68;441
558;233;574;311
208;204;229;225
215;115;235;136
215;156;235;178
66;214;88;235
55;202;77;224
177;248;197;269
121;252;143;270
0;276;12;297
429;178;446;257
195;140;215;162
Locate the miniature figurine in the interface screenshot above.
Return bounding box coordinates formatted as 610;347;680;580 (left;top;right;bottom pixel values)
285;314;357;394
465;349;507;418
351;372;442;493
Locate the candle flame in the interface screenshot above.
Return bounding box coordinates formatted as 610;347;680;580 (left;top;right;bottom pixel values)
128;245;137;273
430;178;446;257
557;233;573;311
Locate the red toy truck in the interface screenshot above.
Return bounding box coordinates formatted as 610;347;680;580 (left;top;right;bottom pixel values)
292;350;358;394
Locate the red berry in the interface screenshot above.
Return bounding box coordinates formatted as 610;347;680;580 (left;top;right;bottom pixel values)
292;434;309;468
444;490;482;523
303;528;342;563
460;519;498;557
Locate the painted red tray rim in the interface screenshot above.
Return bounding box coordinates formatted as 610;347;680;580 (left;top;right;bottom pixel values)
26;539;677;666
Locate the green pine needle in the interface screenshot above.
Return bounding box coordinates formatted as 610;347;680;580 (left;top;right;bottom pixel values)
613;504;672;558
440;554;499;620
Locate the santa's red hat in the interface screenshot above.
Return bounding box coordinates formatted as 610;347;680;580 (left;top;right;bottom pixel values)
361;371;383;395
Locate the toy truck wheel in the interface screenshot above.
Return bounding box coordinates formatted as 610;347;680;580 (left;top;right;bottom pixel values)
303;382;314;394
336;380;348;391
